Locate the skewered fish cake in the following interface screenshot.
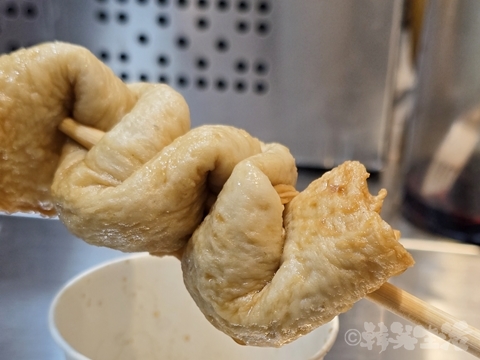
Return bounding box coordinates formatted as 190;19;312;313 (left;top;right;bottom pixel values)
0;42;138;215
183;160;413;346
0;42;414;347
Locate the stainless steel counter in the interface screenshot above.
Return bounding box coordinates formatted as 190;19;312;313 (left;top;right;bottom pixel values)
1;171;479;360
0;214;123;359
326;239;480;360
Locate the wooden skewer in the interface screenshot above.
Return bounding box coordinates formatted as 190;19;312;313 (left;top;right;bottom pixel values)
58;118;480;358
58;118;104;150
58;118;301;204
274;184;299;205
367;283;480;357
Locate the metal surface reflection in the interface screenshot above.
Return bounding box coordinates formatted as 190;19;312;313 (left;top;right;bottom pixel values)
327;242;480;360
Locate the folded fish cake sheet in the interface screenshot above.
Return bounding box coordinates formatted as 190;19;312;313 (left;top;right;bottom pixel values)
183;159;413;346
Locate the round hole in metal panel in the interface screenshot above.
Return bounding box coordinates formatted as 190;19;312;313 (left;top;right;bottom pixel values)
137;0;149;4
253;79;268;95
157;0;168;5
176;35;190;49
158;74;169;84
255;20;270;36
157;13;170;27
157;54;170;67
257;1;270;14
235;19;249;34
95;9;109;23
139;73;149;81
4;2;19;18
195;76;208;90
215;37;229;52
120;72;130;81
177;0;189;8
98;50;110;62
197;0;209;9
234;59;249;73
236;0;250;12
6;41;21;53
176;74;190;88
117;11;129;24
195;56;209;71
215;78;228;92
234;79;247;93
195;16;209;30
119;52;130;62
137;33;150;45
254;60;268;75
22;2;38;20
216;0;229;11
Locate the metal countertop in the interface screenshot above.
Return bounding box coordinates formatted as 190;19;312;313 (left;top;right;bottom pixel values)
325;240;480;360
1;171;479;360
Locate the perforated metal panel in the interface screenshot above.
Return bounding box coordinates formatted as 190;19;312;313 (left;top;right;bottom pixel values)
55;0;272;96
0;0;55;52
0;0;403;170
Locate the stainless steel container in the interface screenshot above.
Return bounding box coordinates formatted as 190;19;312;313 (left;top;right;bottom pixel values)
402;0;480;244
1;0;403;170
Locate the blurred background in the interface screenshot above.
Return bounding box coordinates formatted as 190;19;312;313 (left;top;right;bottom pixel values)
0;0;410;170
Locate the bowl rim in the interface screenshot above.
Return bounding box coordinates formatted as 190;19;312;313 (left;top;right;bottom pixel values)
48;252;339;360
48;252;148;360
310;316;339;360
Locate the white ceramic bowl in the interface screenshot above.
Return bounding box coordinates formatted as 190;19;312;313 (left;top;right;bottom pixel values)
49;253;338;360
